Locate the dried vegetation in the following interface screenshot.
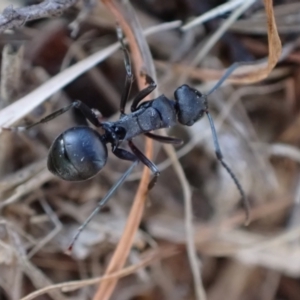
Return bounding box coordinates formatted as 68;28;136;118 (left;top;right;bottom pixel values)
1;0;300;299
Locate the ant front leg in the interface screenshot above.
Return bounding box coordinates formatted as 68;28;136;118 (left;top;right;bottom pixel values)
128;140;160;190
112;147;137;162
2;100;102;132
144;132;183;145
131;74;157;112
116;25;133;116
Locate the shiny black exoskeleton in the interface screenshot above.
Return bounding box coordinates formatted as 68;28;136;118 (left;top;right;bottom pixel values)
47;127;107;181
46;83;208;182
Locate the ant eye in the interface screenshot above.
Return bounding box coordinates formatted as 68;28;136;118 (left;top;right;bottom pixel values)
47;127;108;181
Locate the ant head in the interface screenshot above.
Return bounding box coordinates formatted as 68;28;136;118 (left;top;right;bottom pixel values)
174;85;208;126
47;126;108;181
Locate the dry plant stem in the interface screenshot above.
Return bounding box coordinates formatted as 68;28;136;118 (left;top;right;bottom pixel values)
0;42;118;127
191;0;256;66
268;143;300;163
6;227;69;300
27;198;63;258
163;143;206;300
0;169;53;209
60;37;121;109
0;0;79;33
20;248;179;300
219;197;292;232
182;0;247;30
93;1;154;299
181;0;281;84
191;197;293;251
19;196;293;300
159;33;294;83
0;44;23;105
259;0;282;79
0;158;47;193
237;225;300;255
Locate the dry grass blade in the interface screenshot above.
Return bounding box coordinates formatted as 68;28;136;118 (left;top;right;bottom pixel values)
191;0;256;66
20;247;179;300
224;0;282;83
0;169;52;209
180;0;281;85
1;0;293;299
0;43;119;127
6;227;69;300
182;0;246;31
163;143;206;300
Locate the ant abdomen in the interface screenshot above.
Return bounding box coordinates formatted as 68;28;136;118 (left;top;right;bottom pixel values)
174;85;208;126
47;126;108;181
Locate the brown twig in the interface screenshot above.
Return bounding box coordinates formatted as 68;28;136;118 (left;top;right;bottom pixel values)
0;0;80;33
178;0;281;84
93;1;156;299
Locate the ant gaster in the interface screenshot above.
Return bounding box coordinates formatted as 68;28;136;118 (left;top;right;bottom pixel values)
4;27;251;251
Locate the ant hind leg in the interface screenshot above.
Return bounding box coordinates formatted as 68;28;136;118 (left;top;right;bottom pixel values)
128;140;160;190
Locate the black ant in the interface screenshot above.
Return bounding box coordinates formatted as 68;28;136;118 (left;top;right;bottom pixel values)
3;27;251;251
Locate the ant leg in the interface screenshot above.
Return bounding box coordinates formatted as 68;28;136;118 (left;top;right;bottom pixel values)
116;25;133;116
72;100;102;127
2;100;102;132
114;145;161;189
206;111;251;225
131;74;157;112
112;147;137;162
128;140;160;190
67;160;138;253
144;132;183;145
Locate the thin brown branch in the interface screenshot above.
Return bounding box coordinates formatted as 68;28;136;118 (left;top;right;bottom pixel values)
0;0;80;33
93;0;156;299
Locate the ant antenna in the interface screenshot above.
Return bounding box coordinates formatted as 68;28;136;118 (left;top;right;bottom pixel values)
206;61;254;96
204;61;254;224
66;160;138;254
206;112;250;225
